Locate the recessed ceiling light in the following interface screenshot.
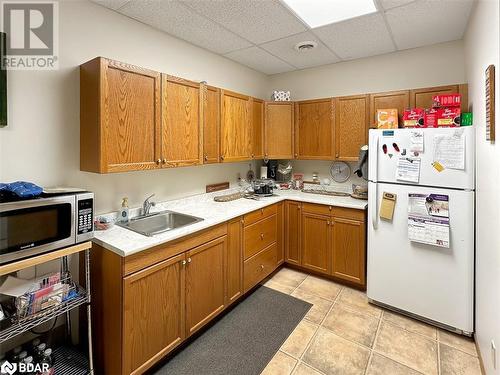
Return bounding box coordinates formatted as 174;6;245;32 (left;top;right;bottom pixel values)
282;0;377;28
294;41;318;52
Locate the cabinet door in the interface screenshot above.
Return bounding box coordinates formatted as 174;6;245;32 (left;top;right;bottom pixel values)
220;90;251;162
185;236;226;336
251;98;264;159
332;217;366;287
335;95;368;161
409;85;459;109
264;102;294;159
226;218;243;305
102;59;161;173
285;201;301;266
162;75;201;167
123;253;185;375
295;99;334;159
301;212;331;275
369;90;410;129
203;85;220;164
276;202;285;266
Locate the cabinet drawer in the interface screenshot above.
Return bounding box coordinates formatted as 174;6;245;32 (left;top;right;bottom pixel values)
332;207;366;221
244;204;277;226
244;214;277;259
243;243;277;292
302;203;332;216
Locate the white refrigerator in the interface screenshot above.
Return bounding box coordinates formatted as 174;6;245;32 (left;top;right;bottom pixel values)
367;127;474;334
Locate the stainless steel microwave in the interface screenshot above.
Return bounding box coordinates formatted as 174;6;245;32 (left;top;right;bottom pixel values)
0;192;94;264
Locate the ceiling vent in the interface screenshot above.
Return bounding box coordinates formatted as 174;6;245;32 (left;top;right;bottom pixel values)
294;41;318;52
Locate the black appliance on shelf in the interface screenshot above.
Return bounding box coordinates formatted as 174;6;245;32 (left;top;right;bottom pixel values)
266;160;278;180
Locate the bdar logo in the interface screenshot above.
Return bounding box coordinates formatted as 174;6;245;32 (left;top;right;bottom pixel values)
0;360;17;375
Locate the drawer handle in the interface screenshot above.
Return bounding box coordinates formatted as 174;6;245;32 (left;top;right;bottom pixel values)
260;233;264;240
260;265;264;271
260;208;264;215
329;206;332;211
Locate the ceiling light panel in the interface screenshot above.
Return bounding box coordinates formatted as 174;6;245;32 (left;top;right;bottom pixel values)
282;0;377;28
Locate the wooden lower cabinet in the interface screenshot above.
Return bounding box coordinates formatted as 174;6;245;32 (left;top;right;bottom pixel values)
226;217;243;305
123;253;185;375
185;237;226;337
285;201;301;265
301;211;331;275
332;217;366;286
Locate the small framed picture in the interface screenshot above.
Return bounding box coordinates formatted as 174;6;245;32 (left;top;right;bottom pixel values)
485;64;495;142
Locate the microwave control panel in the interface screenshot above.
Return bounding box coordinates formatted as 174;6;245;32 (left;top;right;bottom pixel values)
78;198;93;234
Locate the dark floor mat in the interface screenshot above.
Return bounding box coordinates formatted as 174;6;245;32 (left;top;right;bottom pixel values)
152;286;311;375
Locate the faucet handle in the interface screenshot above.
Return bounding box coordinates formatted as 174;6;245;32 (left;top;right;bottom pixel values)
145;193;155;201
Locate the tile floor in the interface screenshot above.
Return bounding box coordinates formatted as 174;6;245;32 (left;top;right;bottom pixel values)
260;267;482;375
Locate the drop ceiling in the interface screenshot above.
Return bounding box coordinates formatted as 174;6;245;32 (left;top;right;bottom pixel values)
92;0;475;75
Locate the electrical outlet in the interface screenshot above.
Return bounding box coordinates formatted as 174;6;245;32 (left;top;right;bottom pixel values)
492;340;497;369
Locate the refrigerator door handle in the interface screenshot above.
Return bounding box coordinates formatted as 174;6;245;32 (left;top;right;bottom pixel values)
370;182;378;230
369;132;379;183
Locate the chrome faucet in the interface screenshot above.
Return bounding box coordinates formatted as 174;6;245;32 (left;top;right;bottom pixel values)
142;194;156;216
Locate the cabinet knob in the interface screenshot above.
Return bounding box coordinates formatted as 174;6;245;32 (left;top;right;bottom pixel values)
156;159;161;165
294;153;298;158
260;233;264;240
329;206;332;211
327;220;330;225
187;257;192;263
241;219;244;224
181;260;187;266
162;158;167;164
297;205;301;210
260;208;264;214
336;153;339;158
204;155;208;161
220;155;225;161
251;153;255;158
260;265;264;271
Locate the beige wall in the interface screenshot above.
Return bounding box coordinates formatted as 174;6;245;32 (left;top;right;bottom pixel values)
266;40;466;101
0;0;267;213
464;1;500;373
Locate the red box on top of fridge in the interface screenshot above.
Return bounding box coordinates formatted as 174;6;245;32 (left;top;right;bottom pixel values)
403;108;425;127
432;93;461;108
424;108;439;127
437;107;461;127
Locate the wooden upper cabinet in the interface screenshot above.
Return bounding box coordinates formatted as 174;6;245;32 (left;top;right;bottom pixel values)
295;98;335;160
220;90;251;162
334;95;369;161
251;98;264;159
332;217;366;286
123;253;185;375
203;85;220;164
285;200;301;266
185;236;226;337
410;85;459;109
369;90;410;129
80;57;161;173
264;102;294;159
162;75;202;168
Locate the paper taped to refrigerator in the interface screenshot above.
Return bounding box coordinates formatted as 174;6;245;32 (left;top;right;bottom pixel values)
410;130;424;153
396;157;421;183
433;129;465;170
407;193;450;248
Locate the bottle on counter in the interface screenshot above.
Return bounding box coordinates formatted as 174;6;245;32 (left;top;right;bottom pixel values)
118;197;130;223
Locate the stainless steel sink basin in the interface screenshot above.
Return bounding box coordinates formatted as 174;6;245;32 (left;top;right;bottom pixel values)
117;210;204;236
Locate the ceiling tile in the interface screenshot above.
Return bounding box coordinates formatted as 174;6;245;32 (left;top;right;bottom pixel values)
91;0;131;11
386;0;475;50
260;31;340;69
118;0;252;54
378;0;416;11
314;13;395;60
181;0;308;44
224;47;295;75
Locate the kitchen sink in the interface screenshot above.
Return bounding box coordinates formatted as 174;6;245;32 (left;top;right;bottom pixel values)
117;210;204;236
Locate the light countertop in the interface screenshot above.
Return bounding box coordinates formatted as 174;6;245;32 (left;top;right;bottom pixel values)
93;188;367;257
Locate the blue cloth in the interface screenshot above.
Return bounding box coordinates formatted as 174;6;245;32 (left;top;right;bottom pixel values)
0;181;43;198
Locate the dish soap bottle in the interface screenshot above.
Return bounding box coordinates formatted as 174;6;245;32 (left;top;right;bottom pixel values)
119;197;129;223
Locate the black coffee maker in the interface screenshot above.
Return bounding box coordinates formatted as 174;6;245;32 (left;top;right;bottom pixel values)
266;160;278;180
